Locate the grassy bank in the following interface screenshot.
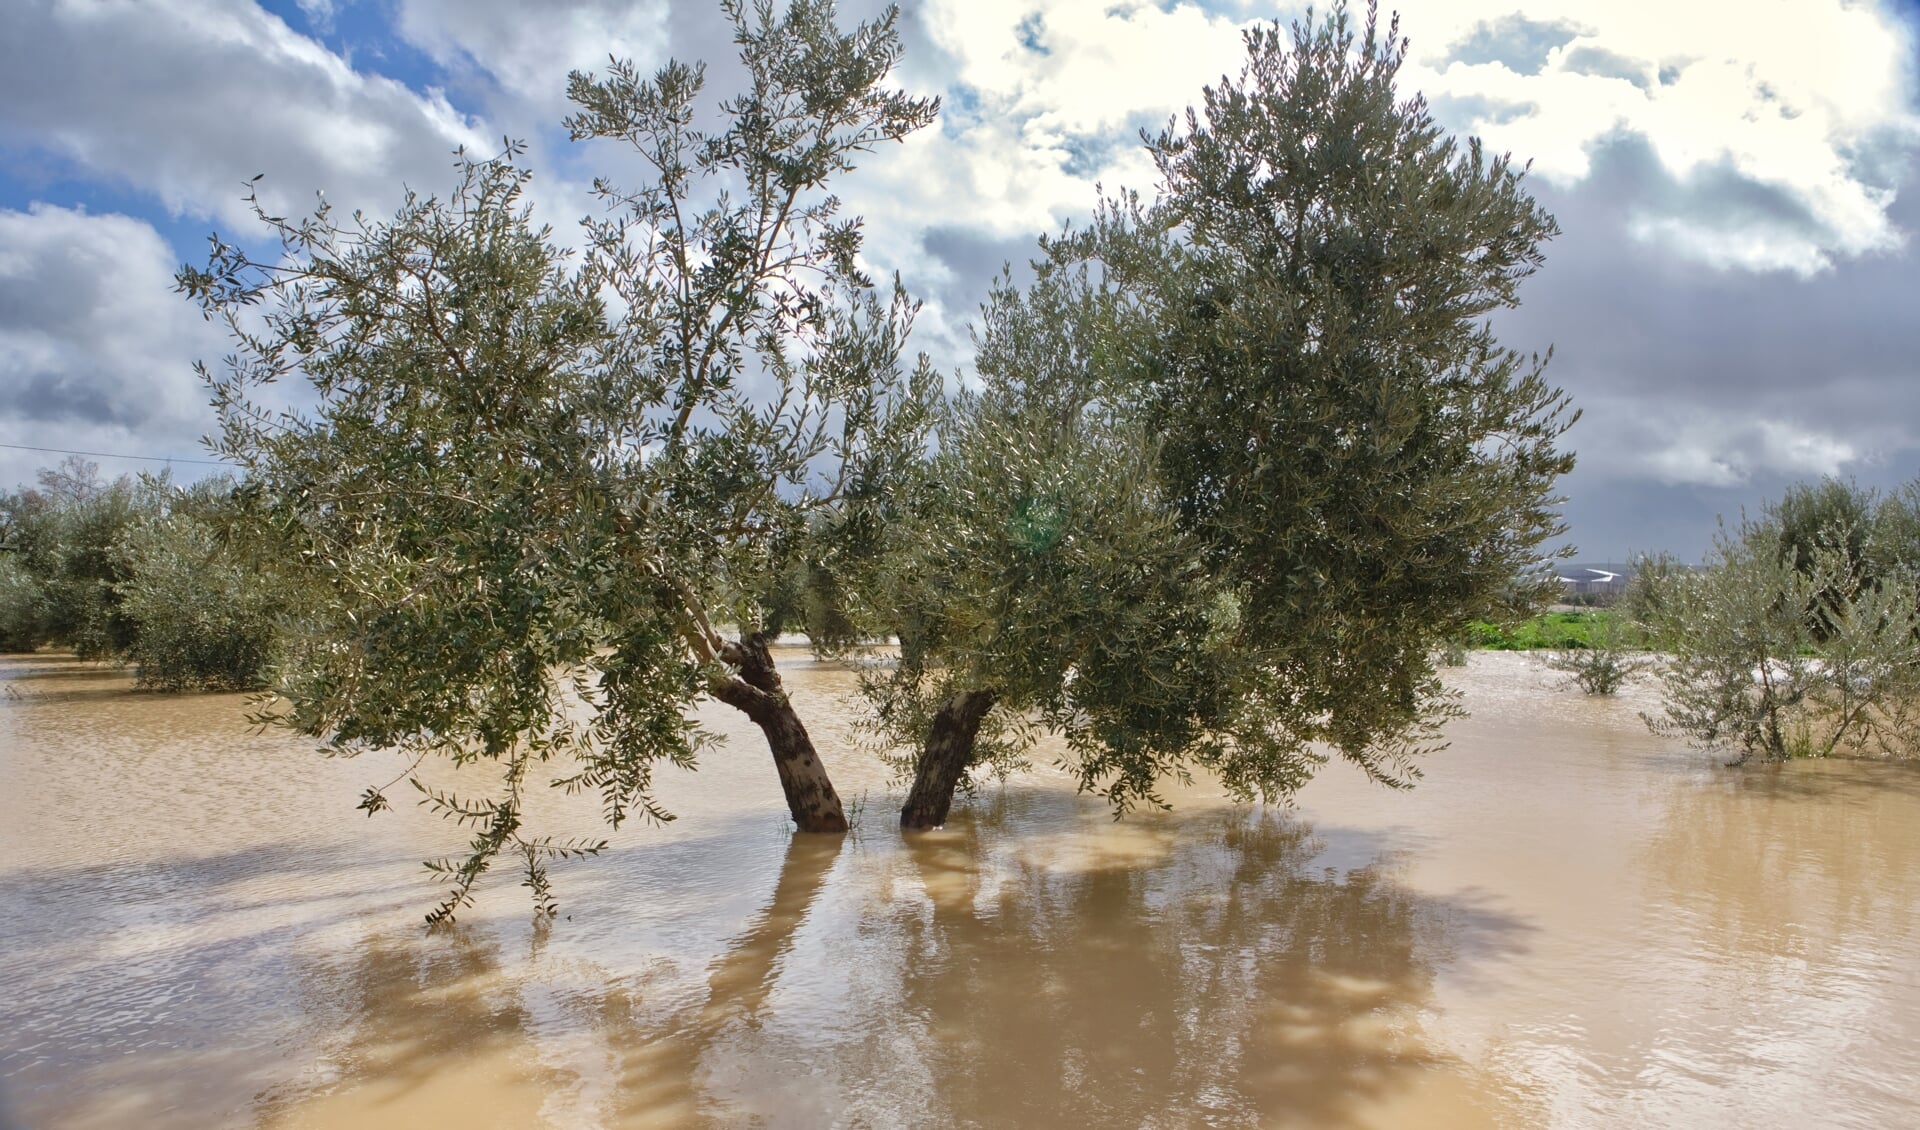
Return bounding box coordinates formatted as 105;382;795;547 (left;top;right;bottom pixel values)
1467;611;1623;651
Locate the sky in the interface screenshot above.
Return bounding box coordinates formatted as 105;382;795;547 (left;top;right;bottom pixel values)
2;0;1918;562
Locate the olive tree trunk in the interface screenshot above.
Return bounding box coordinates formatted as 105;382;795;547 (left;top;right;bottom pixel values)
899;689;997;830
713;631;849;833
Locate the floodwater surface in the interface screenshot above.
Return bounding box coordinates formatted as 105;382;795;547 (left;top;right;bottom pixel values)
2;650;1918;1128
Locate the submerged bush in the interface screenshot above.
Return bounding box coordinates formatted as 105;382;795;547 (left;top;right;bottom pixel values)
1638;516;1920;762
1543;615;1652;695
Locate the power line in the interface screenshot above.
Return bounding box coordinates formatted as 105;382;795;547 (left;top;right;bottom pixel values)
0;441;233;467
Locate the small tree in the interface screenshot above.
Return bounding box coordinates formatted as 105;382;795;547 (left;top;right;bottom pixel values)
1641;515;1920;762
1621;551;1688;651
178;0;938;922
1542;614;1651;695
863;262;1236;826
113;477;283;691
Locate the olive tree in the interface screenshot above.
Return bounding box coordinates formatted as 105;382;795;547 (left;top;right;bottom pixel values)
1769;477;1877;640
1641;513;1920;761
112;476;284;691
1125;1;1573;786
0;458;150;658
177;0;938;922
864;263;1244;828
0;461;282;684
868;2;1575;828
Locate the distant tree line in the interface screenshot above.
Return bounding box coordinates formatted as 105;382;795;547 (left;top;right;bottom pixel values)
0;456;284;690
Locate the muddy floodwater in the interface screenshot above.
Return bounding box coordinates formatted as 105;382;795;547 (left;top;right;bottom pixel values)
3;650;1920;1129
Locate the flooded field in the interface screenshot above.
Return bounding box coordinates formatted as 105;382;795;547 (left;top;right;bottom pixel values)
3;649;1919;1128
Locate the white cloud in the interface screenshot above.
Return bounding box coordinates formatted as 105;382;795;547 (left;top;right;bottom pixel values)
394;0;671;112
1401;0;1920;273
0;206;227;489
866;0;1920;279
921;0;1248;139
863;0;1252;239
295;0;338;33
0;0;491;229
816;0;1261;366
1634;417;1865;488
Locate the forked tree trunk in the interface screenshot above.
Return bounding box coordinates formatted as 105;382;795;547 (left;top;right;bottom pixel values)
899;688;997;830
712;631;849;833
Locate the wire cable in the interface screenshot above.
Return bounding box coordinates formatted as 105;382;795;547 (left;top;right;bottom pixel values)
0;441;232;467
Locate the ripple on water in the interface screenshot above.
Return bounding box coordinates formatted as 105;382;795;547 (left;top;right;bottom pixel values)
3;650;1920;1128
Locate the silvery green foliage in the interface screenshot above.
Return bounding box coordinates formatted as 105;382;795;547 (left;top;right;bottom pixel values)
861;263;1242;811
1642;515;1920;762
0;458;151;658
177;0;938;923
0;555;42;653
1543;614;1652;695
900;0;1569;802
1622;551;1688;649
112;477;282;692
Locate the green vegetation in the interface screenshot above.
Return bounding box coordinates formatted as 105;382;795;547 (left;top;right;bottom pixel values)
177;0;939;920
0;458;282;690
0;458;147;659
865;1;1575;828
1637;478;1920;762
1466;612;1621;651
111;476;285;691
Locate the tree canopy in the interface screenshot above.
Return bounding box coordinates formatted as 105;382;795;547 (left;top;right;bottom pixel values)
868;0;1576;827
177;0;938;922
1638;477;1920;762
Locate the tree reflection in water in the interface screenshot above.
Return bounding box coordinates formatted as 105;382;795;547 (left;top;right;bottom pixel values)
876;804;1517;1127
254;926;567;1129
586;792;1530;1128
234;791;1533;1128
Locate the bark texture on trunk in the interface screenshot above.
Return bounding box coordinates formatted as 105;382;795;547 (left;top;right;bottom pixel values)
712;631;849;834
899;688;998;830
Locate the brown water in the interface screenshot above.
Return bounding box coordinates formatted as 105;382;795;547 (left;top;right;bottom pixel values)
3;650;1919;1129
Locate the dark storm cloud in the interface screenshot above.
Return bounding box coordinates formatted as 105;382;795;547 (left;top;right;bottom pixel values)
1490;138;1920;559
921;226;1043;305
7;375;142;428
1549;477;1777;564
1446;15;1581;75
1508;135;1917;412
